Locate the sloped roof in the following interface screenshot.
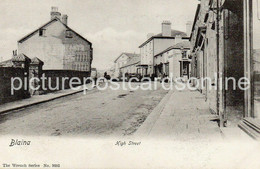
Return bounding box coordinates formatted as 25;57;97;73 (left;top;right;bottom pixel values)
0;59;13;67
18;18;92;45
31;57;44;64
155;30;187;38
139;29;189;48
155;41;191;57
121;56;140;68
172;41;191;49
114;53;140;63
12;53;31;62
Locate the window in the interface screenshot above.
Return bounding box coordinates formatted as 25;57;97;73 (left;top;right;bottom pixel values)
65;30;73;38
39;29;46;36
251;0;260;120
182;51;187;59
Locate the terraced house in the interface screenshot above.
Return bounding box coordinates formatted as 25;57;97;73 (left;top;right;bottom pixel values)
113;53;140;78
18;7;93;72
154;41;191;80
190;0;260;138
138;21;191;77
120;55;141;77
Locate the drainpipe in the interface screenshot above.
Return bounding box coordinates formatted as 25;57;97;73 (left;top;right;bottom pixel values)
216;0;225;127
216;0;220;126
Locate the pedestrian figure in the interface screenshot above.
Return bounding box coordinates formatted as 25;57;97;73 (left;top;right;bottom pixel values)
104;72;107;78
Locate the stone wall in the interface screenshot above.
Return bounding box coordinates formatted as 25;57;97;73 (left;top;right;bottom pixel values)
41;70;90;94
0;55;91;105
0;67;30;105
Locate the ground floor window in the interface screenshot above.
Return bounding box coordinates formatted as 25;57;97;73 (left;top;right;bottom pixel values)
252;0;260;120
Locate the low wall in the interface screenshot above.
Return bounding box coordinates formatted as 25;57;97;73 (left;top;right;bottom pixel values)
0;66;91;104
0;67;30;105
41;70;90;94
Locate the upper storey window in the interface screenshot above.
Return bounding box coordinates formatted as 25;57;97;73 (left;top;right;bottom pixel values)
39;29;46;36
182;51;187;59
66;30;73;38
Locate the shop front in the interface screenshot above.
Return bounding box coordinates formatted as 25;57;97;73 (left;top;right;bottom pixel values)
239;0;260;139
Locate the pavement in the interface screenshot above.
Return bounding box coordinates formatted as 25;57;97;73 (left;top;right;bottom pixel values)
0;83;95;115
135;86;252;141
0;80;254;140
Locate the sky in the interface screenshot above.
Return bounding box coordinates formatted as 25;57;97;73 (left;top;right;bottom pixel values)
0;0;199;70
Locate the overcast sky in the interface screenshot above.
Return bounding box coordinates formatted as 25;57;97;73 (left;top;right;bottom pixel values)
0;0;198;70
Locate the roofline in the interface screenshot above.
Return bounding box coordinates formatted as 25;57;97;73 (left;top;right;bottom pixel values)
114;53;127;63
18;19;57;43
139;36;189;48
18;18;92;46
120;61;140;69
0;59;12;65
154;46;190;57
114;53;140;63
190;4;201;41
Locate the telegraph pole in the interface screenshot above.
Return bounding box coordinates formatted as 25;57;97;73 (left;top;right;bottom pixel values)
216;0;223;127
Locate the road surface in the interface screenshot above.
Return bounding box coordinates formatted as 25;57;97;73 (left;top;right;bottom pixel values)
0;82;169;137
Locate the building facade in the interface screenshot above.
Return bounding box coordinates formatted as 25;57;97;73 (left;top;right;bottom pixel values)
18;7;93;72
120;56;141;76
113;53;140;78
138;21;191;77
190;0;260;137
154;41;191;80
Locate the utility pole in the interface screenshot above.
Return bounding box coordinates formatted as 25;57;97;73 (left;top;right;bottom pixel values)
216;0;226;127
216;0;221;127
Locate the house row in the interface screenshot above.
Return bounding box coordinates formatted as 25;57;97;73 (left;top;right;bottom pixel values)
190;0;260;137
113;21;192;80
113;53;140;78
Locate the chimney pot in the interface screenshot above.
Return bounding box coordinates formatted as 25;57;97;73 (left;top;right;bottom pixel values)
50;6;61;20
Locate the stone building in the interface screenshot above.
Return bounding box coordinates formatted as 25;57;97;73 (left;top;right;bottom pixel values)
154;40;191;79
113;53;140;78
17;7;93;72
190;0;260;137
120;56;141;76
138;21;191;77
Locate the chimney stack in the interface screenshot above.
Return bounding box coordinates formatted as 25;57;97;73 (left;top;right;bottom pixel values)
175;35;182;44
62;14;68;25
186;21;192;37
50;7;61;20
162;21;171;37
